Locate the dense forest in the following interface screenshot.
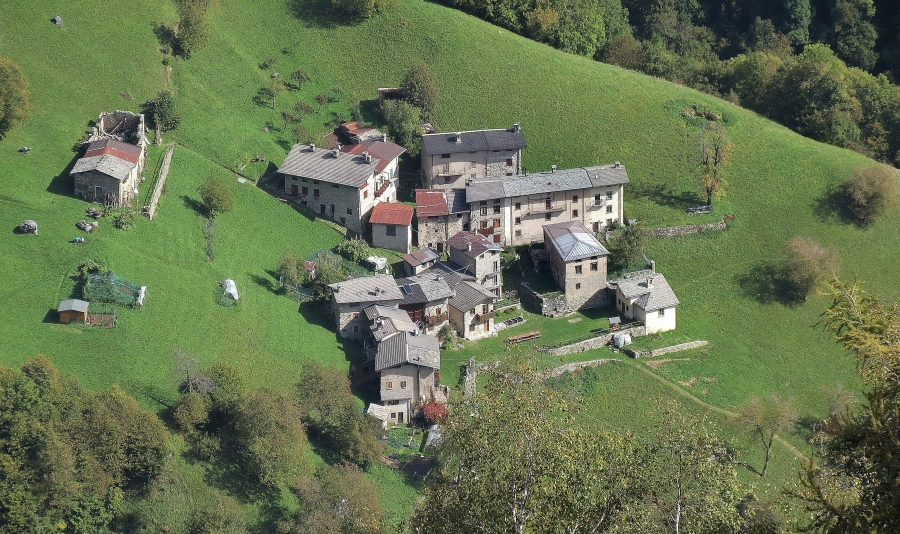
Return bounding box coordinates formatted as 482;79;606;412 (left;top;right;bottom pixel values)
436;0;900;165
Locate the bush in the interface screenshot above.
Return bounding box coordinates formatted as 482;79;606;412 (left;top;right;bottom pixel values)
275;250;308;290
198;175;233;217
111;207;137;230
609;222;649;270
381;99;422;156
0;56;32;139
334;236;370;264
401;63;438;120
844;165;899;224
782;236;839;301
422;400;448;424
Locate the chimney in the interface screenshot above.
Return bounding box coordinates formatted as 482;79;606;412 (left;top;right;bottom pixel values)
551;165;557;173
332;148;339;158
382;133;387;142
614;161;621;168
364;151;372;163
513;122;520;133
310;143;316;151
647;276;654;288
454;133;462;144
650;260;656;273
467;242;472;252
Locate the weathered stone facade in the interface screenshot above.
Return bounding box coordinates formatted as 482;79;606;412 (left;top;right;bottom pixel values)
331;298;402;339
418;214;469;251
450;303;497;341
625;340;708;358
73;170;139;207
422;148;521;189
287;174;394;235
379;363;437;423
520;282;610;317
448;245;502;295
549;252;608;310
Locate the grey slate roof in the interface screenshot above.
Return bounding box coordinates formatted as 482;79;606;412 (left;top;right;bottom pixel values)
277;144;377;187
421;262;475;290
330;275;403;304
609;270;680;312
364;305;418;341
403;248;440;268
375;331;441;372
70;155;135;181
466;164;630;202
544;221;610;262
449;281;498;312
422;127;527;156
445;189;469;214
397;275;454;305
447;231;502;260
58;299;89;313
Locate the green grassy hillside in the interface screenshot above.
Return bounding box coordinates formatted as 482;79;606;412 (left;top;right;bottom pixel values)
1;0;895;522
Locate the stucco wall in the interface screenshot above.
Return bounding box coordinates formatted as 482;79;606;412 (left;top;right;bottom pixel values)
286;176;369;234
643;306;677;334
371;222;411;253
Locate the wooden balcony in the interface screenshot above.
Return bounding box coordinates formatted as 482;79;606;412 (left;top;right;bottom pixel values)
524;203;565;216
374;180;391;198
475;311;496;321
427;313;449;325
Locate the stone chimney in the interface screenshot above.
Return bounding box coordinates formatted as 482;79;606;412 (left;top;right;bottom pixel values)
551;165;557;173
310;143;316;151
513;122;521;133
454;133;462;144
382;133;387;142
467;242;472;252
650;260;656;273
647;276;654;289
332;148;339;158
614;161;621;168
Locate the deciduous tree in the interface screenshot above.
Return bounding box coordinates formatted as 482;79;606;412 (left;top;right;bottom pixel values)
380;99;422;156
176;0;209;58
315;92;329;113
782;236;839;301
0;56;32;139
844;164;899;223
401;63;438;120
290;69;310;90
735;394;799;476
198;175;234;217
698;120;733;206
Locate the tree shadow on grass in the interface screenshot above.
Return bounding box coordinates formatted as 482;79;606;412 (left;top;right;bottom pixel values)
248;272;278;294
181;195;206;217
287;0;359;29
734;262;805;307
630;182;699;211
812;183;867;227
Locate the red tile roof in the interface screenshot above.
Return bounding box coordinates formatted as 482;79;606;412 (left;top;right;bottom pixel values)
415;189;449;217
369;202;414;226
447;231;501;258
340;140;406;173
340;121;377;138
83;138;141;165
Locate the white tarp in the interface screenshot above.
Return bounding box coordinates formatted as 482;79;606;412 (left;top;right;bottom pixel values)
223;279;239;300
366;255;388;272
613;333;632;348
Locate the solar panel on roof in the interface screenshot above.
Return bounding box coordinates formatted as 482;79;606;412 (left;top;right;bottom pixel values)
401;285;412;295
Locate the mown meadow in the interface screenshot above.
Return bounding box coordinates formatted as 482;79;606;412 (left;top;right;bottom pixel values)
1;0;898;522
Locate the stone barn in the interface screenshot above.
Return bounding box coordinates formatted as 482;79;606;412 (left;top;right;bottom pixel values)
71;138;145;207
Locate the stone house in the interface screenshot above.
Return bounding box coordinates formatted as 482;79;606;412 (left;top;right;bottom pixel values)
402;248;440;276
448;281;499;340
415;189;470;251
338;121;385;145
396;273;453;333
369;202;414;253
421;125;527;189
465;163;630;246
71;138;146;207
543;220;611;310
608;267;680;334
278;141;405;234
328;275;404;339
447;231;503;295
374;330;441;425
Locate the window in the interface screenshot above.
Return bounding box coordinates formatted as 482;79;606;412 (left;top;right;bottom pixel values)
330;204;335;215
507;172;513;176
313;188;320;197
545;213;551;221
313;180;319;185
442;153;451;159
320;204;326;214
340;217;346;225
545;198;552;209
514;217;521;225
470;161;477;168
291;176;297;181
572;209;579;217
515;229;522;237
470;173;477;180
606;190;613;200
606;218;613;226
386;225;397;236
463;223;470;231
332;184;339;188
444;176;452;184
390;412;396;419
594;194;602;205
347;207;353;215
575;265;583;274
575;283;581;290
481;220;488;229
606;205;613;214
514;202;521;210
301;186;308;195
493;261;499;271
436;307;442;314
658;308;666;317
353;325;358;333
572;195;579;202
469;324;476;331
363;190;368;198
482;304;489;314
480;207;487;216
590;262;598;271
386;381;393;389
480;201;487;206
442;163;450;174
457;213;463;218
506;158;513;166
493;219;500;228
302;177;308;183
400;381;407;389
493;206;501;214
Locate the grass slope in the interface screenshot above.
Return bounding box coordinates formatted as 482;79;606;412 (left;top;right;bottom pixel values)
1;0;896;520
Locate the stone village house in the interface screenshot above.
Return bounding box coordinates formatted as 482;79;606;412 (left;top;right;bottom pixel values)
608;263;680;334
328;275;403;339
71;111;148;207
421;125;527;190
278;141;405;234
543;220;611;310
396;273;453;333
446;231;503;295
415;188;470;252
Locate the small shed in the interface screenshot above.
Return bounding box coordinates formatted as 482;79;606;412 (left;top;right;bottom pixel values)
58;299;89;324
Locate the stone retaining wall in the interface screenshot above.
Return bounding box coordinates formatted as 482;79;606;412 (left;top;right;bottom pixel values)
625;340;708;358
539;325;647;356
651;221;726;238
543;358;620;378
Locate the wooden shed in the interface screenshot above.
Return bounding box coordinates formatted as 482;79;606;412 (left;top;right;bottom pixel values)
58;299;89;324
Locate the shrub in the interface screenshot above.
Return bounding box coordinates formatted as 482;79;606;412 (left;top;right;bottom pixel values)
334;236;370;264
381;99;422;156
422;400;448;425
198;175;233;217
0;56;32;139
782;236;839;301
401;63;438;120
276;250;308;290
111;207;137;230
844;165;899;224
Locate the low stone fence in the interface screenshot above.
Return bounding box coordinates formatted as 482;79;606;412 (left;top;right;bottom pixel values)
539;325;647;356
144;142;175;220
625;340;708;358
543;358;620;378
651;220;726;238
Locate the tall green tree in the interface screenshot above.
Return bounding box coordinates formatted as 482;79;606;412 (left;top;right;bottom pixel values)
0;56;32;139
197;175;234;217
697;120;734;206
151;89;180;142
380;99;422;156
176;0;209;58
401;63;439;120
829;0;878;70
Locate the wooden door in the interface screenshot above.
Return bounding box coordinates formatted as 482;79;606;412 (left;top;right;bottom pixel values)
291;184;298;196
483;320;489;332
397;412;404;424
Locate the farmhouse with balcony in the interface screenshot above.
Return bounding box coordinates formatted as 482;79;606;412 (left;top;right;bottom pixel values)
543;221;611;310
421;125;526;189
278;141;405;234
448;280;500;341
396;273;454;333
465;163;630;246
369;202;414;253
415;189;470;251
402;248;440;276
447;231;503;295
328;275;404;339
608;264;680;334
373;329;441;425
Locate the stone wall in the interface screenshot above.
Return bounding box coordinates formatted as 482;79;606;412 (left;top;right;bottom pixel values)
543;358;620;378
539;324;647;356
519;282;609;317
625;340;708;358
651;221;726;238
